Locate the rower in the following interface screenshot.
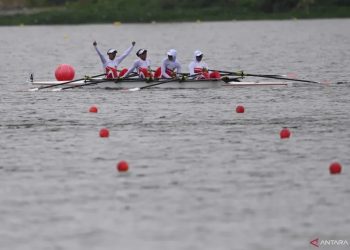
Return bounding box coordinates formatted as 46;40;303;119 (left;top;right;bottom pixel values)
154;49;182;79
122;49;153;79
93;40;135;79
188;50;221;79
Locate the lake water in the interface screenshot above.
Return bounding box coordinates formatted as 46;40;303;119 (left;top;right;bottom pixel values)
1;19;350;250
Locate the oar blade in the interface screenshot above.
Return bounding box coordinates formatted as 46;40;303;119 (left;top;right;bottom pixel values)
29;73;105;91
128;88;140;92
52;88;63;92
28;88;39;92
221;76;231;83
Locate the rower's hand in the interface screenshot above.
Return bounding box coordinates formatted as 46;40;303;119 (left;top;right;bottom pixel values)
221;76;230;82
132;41;136;46
93;41;97;46
235;70;245;77
179;75;187;82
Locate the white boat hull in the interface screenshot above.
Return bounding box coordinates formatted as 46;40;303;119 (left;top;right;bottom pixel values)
30;78;288;89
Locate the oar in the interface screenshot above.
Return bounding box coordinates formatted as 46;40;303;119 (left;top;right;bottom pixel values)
52;78;111;91
127;74;199;92
51;73;140;91
210;69;287;78
29;73;106;91
127;78;181;92
216;70;321;84
243;72;321;84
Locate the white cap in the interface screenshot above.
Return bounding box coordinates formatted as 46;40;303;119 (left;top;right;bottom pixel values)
194;50;203;57
136;49;147;56
107;49;117;54
167;49;177;57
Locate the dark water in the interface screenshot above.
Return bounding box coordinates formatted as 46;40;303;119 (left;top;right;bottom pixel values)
1;20;350;250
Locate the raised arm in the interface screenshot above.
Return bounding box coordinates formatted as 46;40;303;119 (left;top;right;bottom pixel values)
116;41;136;65
93;41;106;65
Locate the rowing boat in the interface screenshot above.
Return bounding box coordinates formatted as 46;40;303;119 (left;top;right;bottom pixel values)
29;77;288;89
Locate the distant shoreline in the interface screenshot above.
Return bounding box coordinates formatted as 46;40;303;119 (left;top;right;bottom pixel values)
0;7;63;17
1;5;349;26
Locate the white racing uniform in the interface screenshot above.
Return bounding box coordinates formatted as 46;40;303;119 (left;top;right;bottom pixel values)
124;59;151;78
94;45;134;78
188;50;221;79
160;49;182;78
189;60;209;76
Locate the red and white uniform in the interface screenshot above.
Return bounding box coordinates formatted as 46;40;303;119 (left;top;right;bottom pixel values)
124;59;152;79
188;50;220;79
95;45;134;78
189;60;209;76
154;49;182;79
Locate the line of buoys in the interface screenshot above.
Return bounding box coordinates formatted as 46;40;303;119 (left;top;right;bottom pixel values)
88;106;129;172
233;103;343;175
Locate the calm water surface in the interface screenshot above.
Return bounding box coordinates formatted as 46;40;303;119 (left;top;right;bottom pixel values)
1;19;350;250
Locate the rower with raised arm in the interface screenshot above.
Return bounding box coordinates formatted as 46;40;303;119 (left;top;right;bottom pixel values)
93;41;135;79
189;50;221;79
154;49;182;79
122;49;153;80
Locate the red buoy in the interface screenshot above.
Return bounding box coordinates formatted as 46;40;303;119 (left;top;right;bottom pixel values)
280;128;291;139
55;64;75;81
99;128;109;138
117;161;129;172
329;162;342;174
236;105;245;113
89;106;98;113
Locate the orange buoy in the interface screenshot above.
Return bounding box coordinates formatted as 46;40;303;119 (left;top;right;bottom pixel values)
55;64;75;81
